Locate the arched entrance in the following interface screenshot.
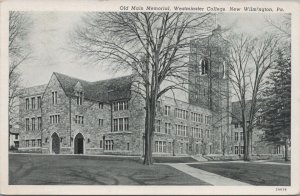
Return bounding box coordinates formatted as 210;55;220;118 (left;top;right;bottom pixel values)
51;132;60;154
74;133;84;154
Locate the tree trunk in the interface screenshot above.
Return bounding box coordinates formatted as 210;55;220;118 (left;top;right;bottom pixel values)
243;123;250;161
285;138;289;161
144;99;152;165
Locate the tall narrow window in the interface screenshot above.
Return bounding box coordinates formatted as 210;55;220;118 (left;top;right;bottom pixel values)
25;118;29;131
200;58;208;75
164;105;170;116
99;102;103;109
119;118;124;131
37;96;41;109
113;119;118;132
31;97;35;109
99;119;104;127
31;118;35;131
77;92;83;105
240;132;244;141
235;132;239;141
25;98;29;110
124;118;129;131
52;91;57;104
155;120;161;132
37;117;42;130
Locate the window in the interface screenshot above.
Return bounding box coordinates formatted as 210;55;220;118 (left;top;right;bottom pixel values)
37;96;41;109
100;140;103;148
113;119;118;132
155;141;167;153
127;143;130;150
240;132;244;141
50;115;61;124
25;98;29;110
15;135;18;139
76;92;83;105
200;58;208;75
99;102;103;109
234;146;239;154
99;119;104;127
234;123;239;128
25;118;29;131
37;139;41;147
275;145;281;154
25;140;29;147
165;123;171;134
105;140;114;150
32;140;36;147
113;118;129;132
75;115;83;124
31;118;35;131
52;91;58;104
119;118;124;131
175;124;187;136
155;120;161;132
240;146;244;154
164;105;171;116
37;117;42;130
234;132;239;141
175;108;188;120
112;101;129;111
31;97;35;109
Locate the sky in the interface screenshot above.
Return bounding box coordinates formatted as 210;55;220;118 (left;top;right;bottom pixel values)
18;12;286;90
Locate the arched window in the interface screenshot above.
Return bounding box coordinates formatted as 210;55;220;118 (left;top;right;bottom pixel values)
199;59;208;75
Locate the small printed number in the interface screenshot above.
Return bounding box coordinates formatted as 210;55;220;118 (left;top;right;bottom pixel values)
276;188;287;191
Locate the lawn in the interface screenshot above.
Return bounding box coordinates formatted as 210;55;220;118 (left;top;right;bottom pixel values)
188;162;290;186
9;154;210;185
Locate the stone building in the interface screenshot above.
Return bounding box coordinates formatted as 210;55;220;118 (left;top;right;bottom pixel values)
18;71;216;156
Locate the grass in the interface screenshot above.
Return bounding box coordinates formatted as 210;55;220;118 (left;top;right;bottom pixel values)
188;162;290;186
9;154;209;185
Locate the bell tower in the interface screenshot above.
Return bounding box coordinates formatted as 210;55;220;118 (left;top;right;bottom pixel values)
188;25;232;154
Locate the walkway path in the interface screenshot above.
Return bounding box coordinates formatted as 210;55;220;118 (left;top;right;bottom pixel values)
165;163;253;186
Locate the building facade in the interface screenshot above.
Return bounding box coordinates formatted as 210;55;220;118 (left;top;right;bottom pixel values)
18;72;217;156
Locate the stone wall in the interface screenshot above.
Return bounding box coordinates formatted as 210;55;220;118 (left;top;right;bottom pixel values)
19;84;46;151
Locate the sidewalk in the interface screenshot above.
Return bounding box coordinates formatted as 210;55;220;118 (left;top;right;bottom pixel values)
165;163;253;186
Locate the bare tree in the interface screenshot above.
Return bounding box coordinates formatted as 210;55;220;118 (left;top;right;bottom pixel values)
72;12;215;164
9;11;31;147
226;33;278;161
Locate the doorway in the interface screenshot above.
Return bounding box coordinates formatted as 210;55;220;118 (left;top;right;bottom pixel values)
74;133;84;154
51;132;60;154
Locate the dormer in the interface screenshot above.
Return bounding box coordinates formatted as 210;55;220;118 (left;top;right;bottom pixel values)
74;81;84;105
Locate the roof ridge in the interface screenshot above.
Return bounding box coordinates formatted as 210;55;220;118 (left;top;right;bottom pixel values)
54;72;132;84
53;72;92;84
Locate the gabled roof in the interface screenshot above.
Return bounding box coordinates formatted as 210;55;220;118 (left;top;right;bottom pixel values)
20;84;47;97
54;72;132;102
